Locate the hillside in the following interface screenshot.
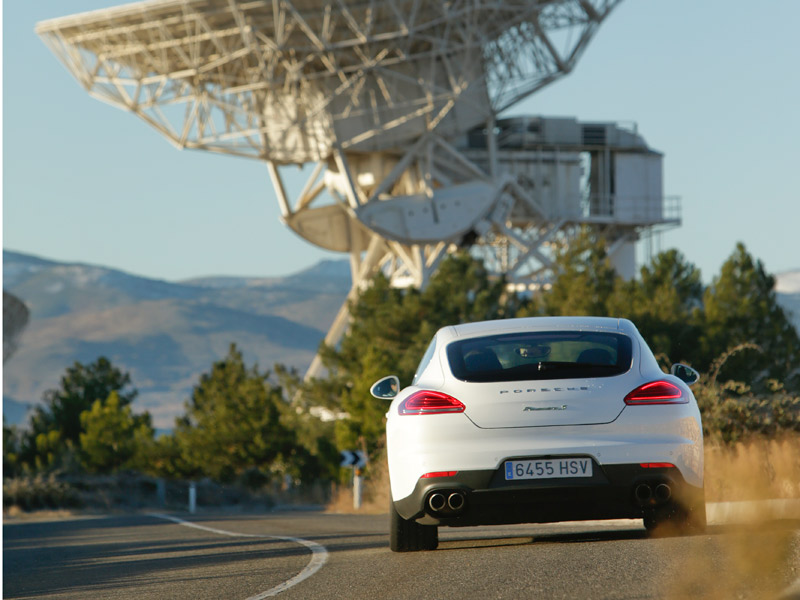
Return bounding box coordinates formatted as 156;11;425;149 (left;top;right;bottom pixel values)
3;251;350;428
4;251;799;429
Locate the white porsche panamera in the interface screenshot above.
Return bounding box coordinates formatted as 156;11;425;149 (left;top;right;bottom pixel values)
370;316;706;552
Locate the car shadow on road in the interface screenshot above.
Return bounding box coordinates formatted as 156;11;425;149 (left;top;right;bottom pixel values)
435;518;800;552
437;525;649;551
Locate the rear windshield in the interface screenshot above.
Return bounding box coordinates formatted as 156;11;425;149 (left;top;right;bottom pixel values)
446;331;632;382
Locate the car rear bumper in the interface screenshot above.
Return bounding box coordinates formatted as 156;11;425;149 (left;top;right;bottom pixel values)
394;461;704;527
387;406;704;501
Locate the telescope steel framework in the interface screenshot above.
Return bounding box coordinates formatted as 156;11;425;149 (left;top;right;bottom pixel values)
37;0;628;377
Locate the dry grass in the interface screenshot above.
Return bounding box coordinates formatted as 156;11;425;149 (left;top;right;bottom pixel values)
3;506;80;521
705;435;800;502
325;452;391;515
662;436;800;600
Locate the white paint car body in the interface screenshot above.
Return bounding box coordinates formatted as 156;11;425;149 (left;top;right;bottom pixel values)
372;316;705;552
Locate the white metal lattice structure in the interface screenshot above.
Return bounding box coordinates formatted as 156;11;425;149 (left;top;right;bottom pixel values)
37;0;678;378
37;0;619;161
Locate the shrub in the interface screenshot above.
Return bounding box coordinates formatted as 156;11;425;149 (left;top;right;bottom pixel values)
3;474;80;511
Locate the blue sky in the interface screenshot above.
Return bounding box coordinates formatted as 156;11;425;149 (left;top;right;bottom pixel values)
3;1;799;283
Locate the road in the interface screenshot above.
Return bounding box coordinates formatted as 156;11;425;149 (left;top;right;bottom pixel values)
4;509;799;599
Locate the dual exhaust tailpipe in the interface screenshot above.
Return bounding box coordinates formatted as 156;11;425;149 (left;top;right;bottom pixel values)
635;482;672;506
428;491;466;514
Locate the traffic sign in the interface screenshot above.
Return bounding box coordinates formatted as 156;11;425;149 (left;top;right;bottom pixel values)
340;450;367;468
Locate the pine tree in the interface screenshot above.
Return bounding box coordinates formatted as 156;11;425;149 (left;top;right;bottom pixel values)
20;357;138;471
173;344;300;484
306;253;513;454
608;249;705;365
3;419;22;477
702;243;800;387
538;227;618;317
79;391;154;473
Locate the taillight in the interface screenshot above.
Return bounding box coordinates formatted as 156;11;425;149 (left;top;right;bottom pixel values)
640;463;676;469
624;381;687;405
398;390;465;415
420;471;458;478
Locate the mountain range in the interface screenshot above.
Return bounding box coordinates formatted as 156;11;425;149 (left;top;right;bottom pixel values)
3;250;800;429
3;250;351;428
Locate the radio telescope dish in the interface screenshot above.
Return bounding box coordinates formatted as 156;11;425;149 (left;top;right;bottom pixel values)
3;291;30;363
37;1;680;379
37;0;617;162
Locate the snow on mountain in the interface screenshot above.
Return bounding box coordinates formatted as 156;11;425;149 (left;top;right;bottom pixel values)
775;269;800;335
776;270;800;295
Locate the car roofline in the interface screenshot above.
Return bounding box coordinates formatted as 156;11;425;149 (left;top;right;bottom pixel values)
438;316;635;344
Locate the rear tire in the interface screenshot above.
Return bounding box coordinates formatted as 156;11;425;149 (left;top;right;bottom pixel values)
644;489;707;536
390;502;438;552
682;494;707;534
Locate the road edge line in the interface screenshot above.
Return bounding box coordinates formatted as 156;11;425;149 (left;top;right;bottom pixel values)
148;513;328;599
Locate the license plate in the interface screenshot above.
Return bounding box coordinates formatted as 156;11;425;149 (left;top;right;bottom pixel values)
505;458;593;481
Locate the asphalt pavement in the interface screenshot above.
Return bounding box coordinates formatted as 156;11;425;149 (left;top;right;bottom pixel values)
4;509;799;599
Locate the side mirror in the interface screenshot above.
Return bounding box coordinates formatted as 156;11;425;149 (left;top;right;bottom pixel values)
370;375;400;399
670;363;700;386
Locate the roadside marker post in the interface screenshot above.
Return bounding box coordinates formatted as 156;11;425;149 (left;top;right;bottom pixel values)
189;482;197;514
157;478;166;507
353;469;363;510
340;450;368;509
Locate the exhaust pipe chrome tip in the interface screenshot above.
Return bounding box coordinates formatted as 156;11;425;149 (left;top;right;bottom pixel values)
428;493;447;512
654;483;672;503
447;492;465;512
635;484;653;504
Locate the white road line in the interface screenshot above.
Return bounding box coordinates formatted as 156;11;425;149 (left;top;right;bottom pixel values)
148;513;328;599
707;499;800;524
